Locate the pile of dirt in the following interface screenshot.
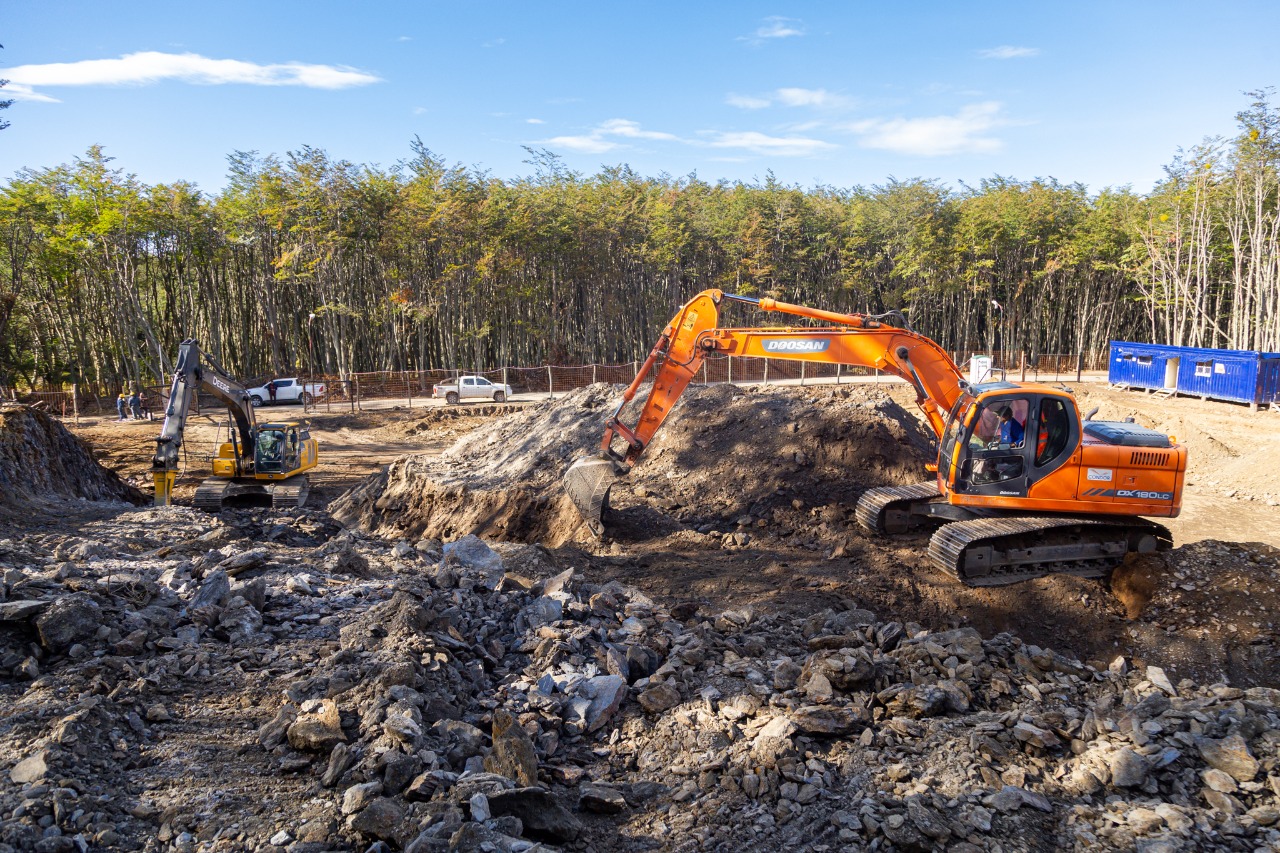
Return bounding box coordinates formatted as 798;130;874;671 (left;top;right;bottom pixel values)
332;383;934;547
0;404;142;519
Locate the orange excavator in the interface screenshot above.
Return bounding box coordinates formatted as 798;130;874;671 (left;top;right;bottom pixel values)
564;289;1185;586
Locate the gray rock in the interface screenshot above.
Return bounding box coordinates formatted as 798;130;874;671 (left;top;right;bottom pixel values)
580;675;627;732
517;597;563;632
348;797;405;841
1197;734;1259;782
484;709;538;787
1110;747;1150;788
10;750;49;784
189;569;230;624
636;683;681;713
442;535;504;588
487;787;582;843
287;699;346;752
579;784;627;814
342;781;385;815
789;705;865;736
34;593;101;651
436;719;487;769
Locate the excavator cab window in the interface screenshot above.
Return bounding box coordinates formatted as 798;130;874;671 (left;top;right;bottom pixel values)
963;399;1030;487
940;396;974;478
1035;399;1071;467
255;429;285;473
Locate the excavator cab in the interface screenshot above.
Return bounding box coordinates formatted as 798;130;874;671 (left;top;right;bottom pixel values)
940;384;1080;501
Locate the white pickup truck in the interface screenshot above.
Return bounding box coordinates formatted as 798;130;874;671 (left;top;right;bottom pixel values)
246;377;326;407
431;375;513;404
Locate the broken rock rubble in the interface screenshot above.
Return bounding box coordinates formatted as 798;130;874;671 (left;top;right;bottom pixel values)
0;507;1278;851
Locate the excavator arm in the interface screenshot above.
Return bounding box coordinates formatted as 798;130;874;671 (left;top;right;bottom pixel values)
151;339;257;506
565;289;969;535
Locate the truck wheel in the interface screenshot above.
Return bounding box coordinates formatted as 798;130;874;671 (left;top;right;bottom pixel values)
493;391;506;403
250;395;263;407
300;392;312;407
446;391;459;405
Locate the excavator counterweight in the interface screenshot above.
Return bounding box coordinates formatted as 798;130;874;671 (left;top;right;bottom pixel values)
565;289;1186;588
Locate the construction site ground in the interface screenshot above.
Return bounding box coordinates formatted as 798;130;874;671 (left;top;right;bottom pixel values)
67;382;1280;689
1;381;1277;852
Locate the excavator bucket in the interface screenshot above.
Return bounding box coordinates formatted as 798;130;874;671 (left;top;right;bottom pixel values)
563;454;622;537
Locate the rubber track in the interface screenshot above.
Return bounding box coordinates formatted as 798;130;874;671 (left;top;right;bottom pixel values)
927;515;1173;587
855;481;942;534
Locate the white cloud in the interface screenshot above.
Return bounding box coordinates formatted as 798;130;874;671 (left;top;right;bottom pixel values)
597;119;680;141
978;45;1039;59
775;87;837;108
544;134;621;154
727;87;852;110
703;131;835;157
726;93;771;109
753;16;804;40
0;51;381;101
543;119;682;153
397;36;413;43
846;102;1005;156
526;118;545;124
542;119;833;159
412;106;428;115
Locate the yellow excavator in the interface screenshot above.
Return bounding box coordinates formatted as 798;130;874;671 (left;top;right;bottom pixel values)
152;340;318;510
565;290;1186;587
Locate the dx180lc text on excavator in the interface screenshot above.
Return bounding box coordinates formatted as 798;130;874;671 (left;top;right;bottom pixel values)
564;289;1185;587
152;340;318;510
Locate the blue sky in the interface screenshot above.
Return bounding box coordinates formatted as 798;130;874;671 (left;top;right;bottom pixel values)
2;1;1276;195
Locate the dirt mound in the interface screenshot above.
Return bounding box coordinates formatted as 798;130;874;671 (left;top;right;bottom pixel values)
332;383;934;547
0;404;143;517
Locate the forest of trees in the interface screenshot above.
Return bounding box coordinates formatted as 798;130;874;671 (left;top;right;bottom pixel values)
0;91;1276;394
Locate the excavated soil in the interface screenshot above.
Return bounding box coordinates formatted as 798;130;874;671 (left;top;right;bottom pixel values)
0;404;142;520
332;383;934;548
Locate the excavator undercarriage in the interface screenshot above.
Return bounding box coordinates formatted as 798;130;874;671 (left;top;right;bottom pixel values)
855;482;1171;585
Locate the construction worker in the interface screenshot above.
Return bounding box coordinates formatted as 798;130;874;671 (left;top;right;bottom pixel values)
116;392;128;421
998;406;1025;446
129;389;143;419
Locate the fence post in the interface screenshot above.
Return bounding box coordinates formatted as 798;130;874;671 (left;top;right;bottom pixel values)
1020;352;1027;382
503;366;508;395
702;362;708;386
72;384;79;424
592;364;597;385
836;364;842;385
407;372;413;409
547;365;554;400
763;359;769;386
1076;352;1084;383
355;375;362;411
800;361;806;386
728;356;733;385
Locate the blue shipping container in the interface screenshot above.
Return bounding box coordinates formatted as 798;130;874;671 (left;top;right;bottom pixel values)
1108;341;1280;407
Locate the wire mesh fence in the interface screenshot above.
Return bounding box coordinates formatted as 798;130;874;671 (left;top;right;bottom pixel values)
4;350;1106;418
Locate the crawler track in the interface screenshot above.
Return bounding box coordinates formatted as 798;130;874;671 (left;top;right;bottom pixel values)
855;481;942;534
926;515;1173;586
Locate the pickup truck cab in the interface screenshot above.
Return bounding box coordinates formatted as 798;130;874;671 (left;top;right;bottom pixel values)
247;377;326;407
431;375;513;404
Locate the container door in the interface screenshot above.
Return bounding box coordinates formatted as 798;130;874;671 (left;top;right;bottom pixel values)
1163;357;1180;390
